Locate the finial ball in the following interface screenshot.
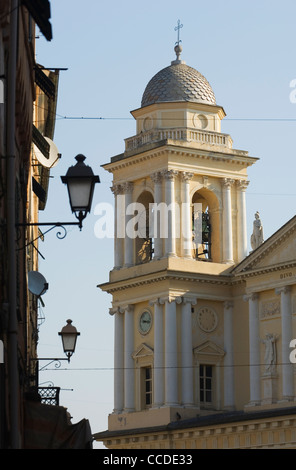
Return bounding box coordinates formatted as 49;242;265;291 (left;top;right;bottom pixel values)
174;44;182;54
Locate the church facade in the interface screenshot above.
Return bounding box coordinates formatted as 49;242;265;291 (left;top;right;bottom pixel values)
94;44;296;449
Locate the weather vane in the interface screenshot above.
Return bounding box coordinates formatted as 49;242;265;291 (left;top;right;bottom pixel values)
174;19;183;45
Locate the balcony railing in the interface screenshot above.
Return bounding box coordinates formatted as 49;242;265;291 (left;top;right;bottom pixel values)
38;387;60;406
125;127;233;152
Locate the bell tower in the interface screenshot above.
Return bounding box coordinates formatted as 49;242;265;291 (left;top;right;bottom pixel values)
99;44;257;431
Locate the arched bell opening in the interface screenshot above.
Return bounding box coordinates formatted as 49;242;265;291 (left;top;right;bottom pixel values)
135;191;154;264
192;188;220;263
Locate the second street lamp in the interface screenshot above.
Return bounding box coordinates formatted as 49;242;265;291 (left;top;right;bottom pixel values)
58;319;80;362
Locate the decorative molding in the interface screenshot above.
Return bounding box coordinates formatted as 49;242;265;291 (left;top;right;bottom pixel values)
234;261;296;279
260;299;280;318
101;272;235;294
103;145;256;174
132;343;154;360
99;413;296;448
193;340;225;359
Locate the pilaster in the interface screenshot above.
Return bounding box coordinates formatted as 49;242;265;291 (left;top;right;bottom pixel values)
243;293;260;405
275;286;294;401
222;178;234;264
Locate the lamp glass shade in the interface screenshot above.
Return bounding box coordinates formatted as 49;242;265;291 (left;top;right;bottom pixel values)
61;332;78;353
67;177;93;213
61;155;100;218
59;320;80;357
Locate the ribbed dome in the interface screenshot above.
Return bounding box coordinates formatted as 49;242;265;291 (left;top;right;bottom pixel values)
141;62;216;108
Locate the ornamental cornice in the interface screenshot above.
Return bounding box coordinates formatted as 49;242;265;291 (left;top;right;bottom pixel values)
95;411;296;448
234;261;296;279
99;270;234;294
103;143;257;174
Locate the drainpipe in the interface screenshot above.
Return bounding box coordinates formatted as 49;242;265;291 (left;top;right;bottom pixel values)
7;0;20;449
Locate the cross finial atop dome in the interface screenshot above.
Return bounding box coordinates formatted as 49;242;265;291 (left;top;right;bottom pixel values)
172;20;185;65
174;19;183;46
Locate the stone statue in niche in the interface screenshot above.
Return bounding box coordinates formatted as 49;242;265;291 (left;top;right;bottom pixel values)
251;211;264;250
261;333;278;374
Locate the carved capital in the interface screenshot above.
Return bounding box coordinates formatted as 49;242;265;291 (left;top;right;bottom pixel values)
109;306;124;316
159;295;182;304
275;286;291;296
236;179;249;191
162;169;178;180
149;298;163;307
180;171;194;182
222;178;235;188
111;183;124;196
224;301;234;310
122;182;134;194
151;172;163;184
182;296;197;306
243;293;259;303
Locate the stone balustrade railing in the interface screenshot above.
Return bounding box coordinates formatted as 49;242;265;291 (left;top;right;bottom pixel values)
125;128;233;151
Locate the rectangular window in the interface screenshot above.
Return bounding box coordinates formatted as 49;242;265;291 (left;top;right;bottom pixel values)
143;367;152;408
200;365;213;405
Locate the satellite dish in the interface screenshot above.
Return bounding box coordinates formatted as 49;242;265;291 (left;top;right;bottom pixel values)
34;137;61;168
28;271;49;297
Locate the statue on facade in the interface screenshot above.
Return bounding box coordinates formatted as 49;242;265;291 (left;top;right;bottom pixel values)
261;333;278;374
250;211;264;250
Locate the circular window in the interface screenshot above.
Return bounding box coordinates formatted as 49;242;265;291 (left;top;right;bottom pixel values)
193;114;208;130
143;116;153;131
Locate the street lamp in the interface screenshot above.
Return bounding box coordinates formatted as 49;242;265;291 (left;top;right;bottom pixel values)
61;154;100;230
30;320;80;372
15;154;100;238
58;319;80;362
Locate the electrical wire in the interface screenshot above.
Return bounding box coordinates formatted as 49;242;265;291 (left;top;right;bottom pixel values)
41;361;296;371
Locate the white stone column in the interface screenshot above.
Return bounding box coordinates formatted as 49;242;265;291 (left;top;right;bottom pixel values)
110;307;124;413
163;170;178;258
151;172;163;260
123;305;135;412
244;293;260;405
123;182;134;267
149;298;164;407
275;286;294;400
164;297;180;405
236;180;249;261
181;172;194;259
181;297;196;406
111;184;124;269
223;301;235;410
222;178;234;264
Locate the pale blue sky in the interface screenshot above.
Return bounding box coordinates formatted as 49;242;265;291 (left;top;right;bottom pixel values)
35;0;296;448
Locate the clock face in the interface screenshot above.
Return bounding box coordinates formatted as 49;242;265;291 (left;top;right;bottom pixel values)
139;310;152;334
197;307;217;333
